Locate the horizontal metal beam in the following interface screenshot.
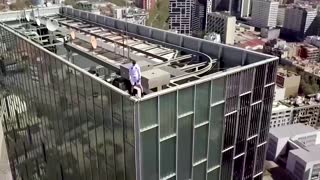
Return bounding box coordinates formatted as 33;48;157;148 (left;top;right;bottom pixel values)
0;6;61;22
42;42;64;48
64;43;120;73
57;15;169;61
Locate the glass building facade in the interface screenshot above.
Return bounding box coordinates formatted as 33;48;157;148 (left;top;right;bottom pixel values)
0;8;278;180
0;24;136;180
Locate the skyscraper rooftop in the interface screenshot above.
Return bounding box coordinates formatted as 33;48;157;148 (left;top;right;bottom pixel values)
2;6;277;95
0;6;278;180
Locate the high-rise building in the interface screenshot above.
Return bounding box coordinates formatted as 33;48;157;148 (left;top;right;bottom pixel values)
169;0;193;35
231;0;252;17
192;0;206;35
277;5;287;27
211;0;251;17
206;12;236;45
207;0;213;13
251;0;279;28
282;6;317;40
211;0;230;12
169;0;250;36
305;36;320;48
240;0;252;17
307;15;320;38
169;0;206;36
135;0;156;10
0;6;278;180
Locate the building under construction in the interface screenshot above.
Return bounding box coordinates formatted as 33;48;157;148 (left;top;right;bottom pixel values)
0;6;278;180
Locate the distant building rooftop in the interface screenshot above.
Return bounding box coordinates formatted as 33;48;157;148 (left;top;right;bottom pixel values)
280;94;320;107
268;124;320;179
208;11;234;17
238;39;265;50
270;123;318;139
305;36;320;48
277;68;299;78
272;101;291;111
300;43;318;50
291;4;317;11
290;146;320;163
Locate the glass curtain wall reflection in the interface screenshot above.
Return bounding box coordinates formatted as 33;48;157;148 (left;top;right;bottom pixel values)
0;25;135;180
137;63;277;180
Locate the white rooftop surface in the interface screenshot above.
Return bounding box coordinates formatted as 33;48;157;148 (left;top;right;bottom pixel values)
133;43;152;49
270;123;318;139
275;85;285;92
162;54;175;59
276;85;284;89
290;145;320;163
305;144;320;152
272;102;291;111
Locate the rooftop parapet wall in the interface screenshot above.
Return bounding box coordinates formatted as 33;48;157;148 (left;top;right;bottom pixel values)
60;7;275;68
0;6;61;22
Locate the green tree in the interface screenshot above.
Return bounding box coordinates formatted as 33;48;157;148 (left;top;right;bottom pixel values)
64;0;77;7
106;0;126;6
282;65;320;95
9;0;31;10
146;0;169;29
0;4;6;11
312;83;320;92
300;79;314;95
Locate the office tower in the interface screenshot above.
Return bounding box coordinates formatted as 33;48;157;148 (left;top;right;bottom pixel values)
135;0;156;10
135;0;143;9
192;0;206;36
251;0;279;28
282;6;317;40
206;12;236;45
230;0;252;17
169;0;193;35
212;0;231;12
0;6;278;180
240;0;252;17
145;0;156;10
277;5;286;27
169;0;206;36
307;15;320;37
211;0;251;17
207;0;213;13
